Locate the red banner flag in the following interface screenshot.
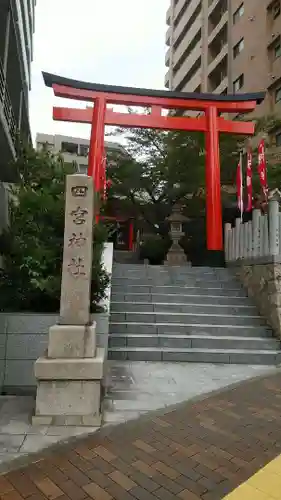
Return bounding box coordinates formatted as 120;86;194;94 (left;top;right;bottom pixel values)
246;148;253;212
258;139;268;200
236;153;243;217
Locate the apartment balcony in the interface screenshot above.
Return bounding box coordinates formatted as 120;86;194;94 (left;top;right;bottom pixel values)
0;0;34;182
208;0;223;17
166;4;172;25
0;59;17;182
208;43;227;75
174;0;187;23
164;69;171;89
267;28;281;50
208;10;228;44
173;42;201;89
173;0;201;47
272;58;281;81
268;58;281;90
213;76;228;94
165;48;171;67
166;26;172;46
10;0;31;93
178;66;201;92
173;15;201;67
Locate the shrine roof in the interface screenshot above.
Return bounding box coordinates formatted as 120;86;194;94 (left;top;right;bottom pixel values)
43;72;265;104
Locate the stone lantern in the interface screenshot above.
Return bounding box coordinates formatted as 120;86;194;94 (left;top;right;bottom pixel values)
165;203;190;266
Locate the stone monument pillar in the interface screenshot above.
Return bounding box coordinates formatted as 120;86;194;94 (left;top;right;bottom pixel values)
33;174;105;427
165;203;190;266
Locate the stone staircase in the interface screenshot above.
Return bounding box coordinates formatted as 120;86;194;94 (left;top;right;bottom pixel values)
108;263;281;364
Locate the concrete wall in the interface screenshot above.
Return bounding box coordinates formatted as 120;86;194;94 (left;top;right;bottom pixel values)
0;243;113;394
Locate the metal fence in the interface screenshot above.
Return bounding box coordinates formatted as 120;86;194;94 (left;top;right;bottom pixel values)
225;199;281;262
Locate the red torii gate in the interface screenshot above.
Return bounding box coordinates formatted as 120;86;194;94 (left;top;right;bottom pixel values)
43;72;265;251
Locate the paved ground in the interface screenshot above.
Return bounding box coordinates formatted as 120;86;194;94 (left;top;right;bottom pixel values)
0;362;276;465
224;453;281;499
1;371;281;499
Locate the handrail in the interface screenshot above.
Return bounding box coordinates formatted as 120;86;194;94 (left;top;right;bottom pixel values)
0;59;17;146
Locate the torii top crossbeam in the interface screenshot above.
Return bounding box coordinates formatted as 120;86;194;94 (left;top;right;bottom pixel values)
43;71;265;250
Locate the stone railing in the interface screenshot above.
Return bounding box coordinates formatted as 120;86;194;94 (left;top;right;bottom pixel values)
225;199;281;263
224;199;281;338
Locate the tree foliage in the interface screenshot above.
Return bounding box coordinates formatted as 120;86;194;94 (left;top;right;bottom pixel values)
0;144;109;312
105;114;245;233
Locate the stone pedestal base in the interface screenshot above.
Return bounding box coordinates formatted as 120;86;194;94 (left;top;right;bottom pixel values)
48;323;96;358
32;348;105;427
165;244;191;266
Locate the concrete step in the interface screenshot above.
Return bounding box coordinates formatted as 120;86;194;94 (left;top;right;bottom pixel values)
111;277;241;287
110;301;258;316
111;285;247;296
112;270;227;277
109;322;273;337
107;347;281;364
111;293;253;306
110;311;267;327
109;334;280;351
113;264;229;273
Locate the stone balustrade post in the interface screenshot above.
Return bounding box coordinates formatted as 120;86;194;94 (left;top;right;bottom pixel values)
247;221;253;258
235;218;241;260
224;223;231;261
269;199;280;256
252;209;261;257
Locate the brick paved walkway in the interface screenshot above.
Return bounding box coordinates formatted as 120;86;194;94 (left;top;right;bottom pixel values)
1;372;281;500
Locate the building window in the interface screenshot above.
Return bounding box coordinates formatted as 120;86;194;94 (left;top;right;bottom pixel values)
233;74;244;92
276;132;281;147
37;142;53;152
61;142;79;155
233;38;244;58
274;41;281;58
79;144;89;157
233;3;244;24
276;87;281;102
273;0;281;19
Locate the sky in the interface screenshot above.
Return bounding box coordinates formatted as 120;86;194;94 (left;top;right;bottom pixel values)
30;0;170;144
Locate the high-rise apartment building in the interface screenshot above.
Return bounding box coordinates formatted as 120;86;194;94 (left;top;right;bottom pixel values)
0;0;36;182
165;0;281;123
0;0;36;236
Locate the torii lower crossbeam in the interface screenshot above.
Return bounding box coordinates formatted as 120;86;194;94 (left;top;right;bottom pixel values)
43;72;265;251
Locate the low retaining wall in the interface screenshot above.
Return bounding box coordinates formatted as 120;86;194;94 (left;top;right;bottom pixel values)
229;257;281;340
0;243;113;394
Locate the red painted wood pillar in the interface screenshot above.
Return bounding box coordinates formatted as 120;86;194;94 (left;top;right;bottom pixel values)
88;97;106;192
128;220;134;251
101;152;107;200
205;106;223;251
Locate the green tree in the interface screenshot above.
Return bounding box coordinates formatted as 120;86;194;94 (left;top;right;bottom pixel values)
105;118;244;232
0;144;109;312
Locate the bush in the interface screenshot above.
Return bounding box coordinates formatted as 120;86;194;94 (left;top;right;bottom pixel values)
139;234;170;265
0;144;109;313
